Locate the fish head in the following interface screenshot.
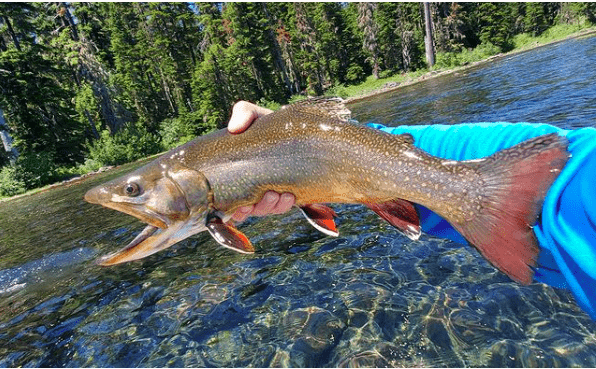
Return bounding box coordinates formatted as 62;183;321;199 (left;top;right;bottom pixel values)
84;160;212;265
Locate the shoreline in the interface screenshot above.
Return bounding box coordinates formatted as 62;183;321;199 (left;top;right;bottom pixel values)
2;27;595;204
346;27;596;105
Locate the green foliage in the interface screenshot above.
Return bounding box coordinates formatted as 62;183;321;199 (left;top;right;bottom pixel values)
346;63;366;84
0;46;86;166
54;159;104;180
159;111;216;150
15;151;59;188
325;70;429;100
513;21;594;50
288;95;308;104
324;84;350;99
0;150;61;196
477;3;516;52
435;42;502;69
524;3;549;36
1;1;594;197
0;166;26;197
87;124;161;166
256;98;282;112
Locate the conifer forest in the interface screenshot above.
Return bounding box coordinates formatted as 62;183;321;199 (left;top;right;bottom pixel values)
1;2;595;196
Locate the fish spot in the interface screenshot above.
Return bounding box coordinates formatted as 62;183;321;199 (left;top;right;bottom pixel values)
319;123;333;131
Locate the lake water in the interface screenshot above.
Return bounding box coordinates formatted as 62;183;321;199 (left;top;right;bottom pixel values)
1;36;596;367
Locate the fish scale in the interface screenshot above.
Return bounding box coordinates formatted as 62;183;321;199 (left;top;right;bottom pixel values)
84;98;569;285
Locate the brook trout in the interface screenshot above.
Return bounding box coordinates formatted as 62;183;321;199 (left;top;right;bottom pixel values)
84;99;569;284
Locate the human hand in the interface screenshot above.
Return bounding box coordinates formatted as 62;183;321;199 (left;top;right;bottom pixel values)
227;100;274;134
227;101;296;222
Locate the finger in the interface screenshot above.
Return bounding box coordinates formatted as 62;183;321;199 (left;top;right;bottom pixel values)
228;101;274;134
270;192;296;214
231;205;254;223
251;191;280;217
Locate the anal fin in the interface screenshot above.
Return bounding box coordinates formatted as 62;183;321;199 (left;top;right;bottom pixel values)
298;204;339;237
364;199;421;240
206;216;254;254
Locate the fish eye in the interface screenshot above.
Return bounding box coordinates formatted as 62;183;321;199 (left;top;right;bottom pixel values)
124;182;141;197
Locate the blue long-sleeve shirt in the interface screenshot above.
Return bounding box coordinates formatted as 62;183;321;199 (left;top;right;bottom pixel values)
368;122;596;320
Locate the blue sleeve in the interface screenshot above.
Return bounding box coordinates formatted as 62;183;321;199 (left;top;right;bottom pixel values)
368;122;596;320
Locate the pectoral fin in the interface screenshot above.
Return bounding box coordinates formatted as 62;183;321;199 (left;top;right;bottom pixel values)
206;216;254;254
298;204;339;237
365;199;421;240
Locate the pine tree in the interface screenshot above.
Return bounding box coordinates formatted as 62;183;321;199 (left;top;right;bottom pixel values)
432;2;467;53
357;2;380;79
477;3;516;51
397;3;425;72
266;3;302;93
293;2;325;94
524;2;548;36
342;3;370;81
0;3;86;170
191;3;232;130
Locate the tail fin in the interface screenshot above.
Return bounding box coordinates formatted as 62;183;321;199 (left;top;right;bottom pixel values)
453;133;569;284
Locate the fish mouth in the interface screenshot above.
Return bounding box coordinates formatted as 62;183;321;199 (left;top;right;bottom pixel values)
97;224;161;265
97;217;208;266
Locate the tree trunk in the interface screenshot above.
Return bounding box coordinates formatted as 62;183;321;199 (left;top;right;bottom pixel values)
2;15;21;51
261;3;294;96
84;109;100;139
358;2;380;79
59;2;79;41
424;2;435;67
0;108;19;164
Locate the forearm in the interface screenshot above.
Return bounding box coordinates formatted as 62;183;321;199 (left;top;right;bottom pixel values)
368;122;567;159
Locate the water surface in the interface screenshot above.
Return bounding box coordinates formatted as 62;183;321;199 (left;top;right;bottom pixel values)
351;35;596;130
1;36;596;367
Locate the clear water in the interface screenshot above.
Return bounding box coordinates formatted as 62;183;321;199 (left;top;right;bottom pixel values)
351;35;596;130
1;36;596;367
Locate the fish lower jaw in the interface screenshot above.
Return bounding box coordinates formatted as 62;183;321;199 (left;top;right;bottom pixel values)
97;218;208;265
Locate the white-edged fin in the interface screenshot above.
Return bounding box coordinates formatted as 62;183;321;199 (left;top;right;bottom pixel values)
404;224;421;241
206;216;255;254
364;200;421;240
297;204;339;237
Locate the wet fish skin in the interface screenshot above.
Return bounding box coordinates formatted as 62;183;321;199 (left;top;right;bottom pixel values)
84;100;569;284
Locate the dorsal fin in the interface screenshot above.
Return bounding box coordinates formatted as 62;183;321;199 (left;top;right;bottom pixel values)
284;97;352;122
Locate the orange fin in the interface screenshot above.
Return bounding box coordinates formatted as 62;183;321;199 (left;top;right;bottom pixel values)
206;216;254;254
454;133;569;285
364;199;421;240
298;204;339;237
